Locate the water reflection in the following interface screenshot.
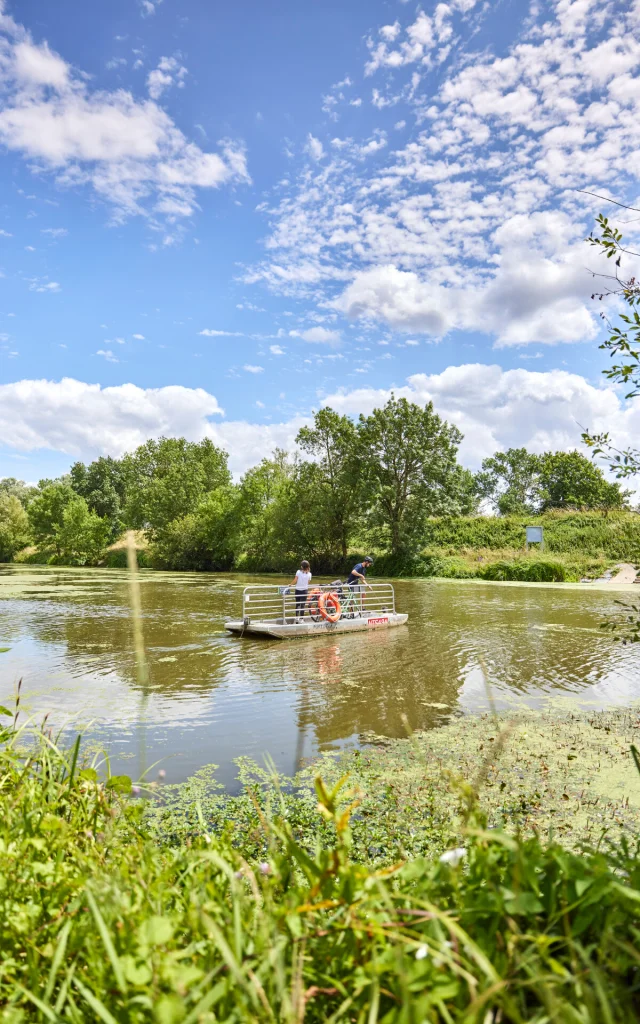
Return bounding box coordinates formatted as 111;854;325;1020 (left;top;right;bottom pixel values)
0;566;638;786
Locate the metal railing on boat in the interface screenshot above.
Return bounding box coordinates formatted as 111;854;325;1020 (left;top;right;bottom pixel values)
240;581;396;625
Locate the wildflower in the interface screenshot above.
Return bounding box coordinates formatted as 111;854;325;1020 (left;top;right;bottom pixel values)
158;769;166;779
439;847;466;867
259;862;271;875
234;869;244;880
415;944;429;960
131;785;141;797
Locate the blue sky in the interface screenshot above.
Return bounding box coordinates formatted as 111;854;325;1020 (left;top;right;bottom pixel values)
0;0;639;484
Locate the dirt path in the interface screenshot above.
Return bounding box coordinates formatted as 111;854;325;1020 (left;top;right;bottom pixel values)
606;563;639;584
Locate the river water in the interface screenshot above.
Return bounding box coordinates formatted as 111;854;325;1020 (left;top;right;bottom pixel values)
0;566;638;787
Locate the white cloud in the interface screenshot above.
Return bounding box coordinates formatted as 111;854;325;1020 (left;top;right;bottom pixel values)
0;20;249;226
0;367;637;488
269;344;285;355
243;364;264;373
305;134;324;161
133;333;145;339
140;0;162;16
321;363;640;478
0;228;13;237
199;329;244;337
289;326;341;344
147;55;188;101
247;1;640;349
28;279;60;293
41;227;67;237
96;349;118;362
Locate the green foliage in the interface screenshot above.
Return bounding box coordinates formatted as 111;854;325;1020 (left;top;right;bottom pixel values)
477;448;629;515
419;510;640;560
149;487;239;571
584;214;640;477
538;450;629;511
2;709;640;1022
481;558;567;582
357;395;467;556
70;456;127;538
476;447;542;515
296;408;361;559
0;477;39;507
54;496;111;566
0;493;31;562
26;482;76;554
122;437;231;534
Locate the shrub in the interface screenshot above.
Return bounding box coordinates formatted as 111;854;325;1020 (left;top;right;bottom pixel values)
482;558;567;582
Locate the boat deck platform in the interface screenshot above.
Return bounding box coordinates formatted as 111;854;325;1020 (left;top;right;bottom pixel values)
225;581;407;640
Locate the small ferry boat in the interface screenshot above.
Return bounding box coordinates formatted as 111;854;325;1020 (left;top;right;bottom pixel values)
225;580;408;640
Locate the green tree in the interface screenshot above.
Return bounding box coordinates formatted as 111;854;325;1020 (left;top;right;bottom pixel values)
357;396;464;556
150;487;238;571
0;478;39;508
0;494;31;562
27;483;76;554
55;497;110;566
537;451;629;511
296;409;361;560
122;438;231;534
475;448;542;516
70;456;127;538
235;452;298;569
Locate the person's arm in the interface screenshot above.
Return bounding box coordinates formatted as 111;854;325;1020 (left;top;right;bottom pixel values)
290;571;299;586
352;569;370;585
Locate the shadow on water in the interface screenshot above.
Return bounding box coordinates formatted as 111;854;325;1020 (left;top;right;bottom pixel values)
0;565;638;787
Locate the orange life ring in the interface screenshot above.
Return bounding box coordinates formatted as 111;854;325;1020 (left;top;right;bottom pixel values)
318;591;341;623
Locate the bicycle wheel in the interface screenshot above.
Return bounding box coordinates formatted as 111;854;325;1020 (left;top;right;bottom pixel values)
307;589;323;622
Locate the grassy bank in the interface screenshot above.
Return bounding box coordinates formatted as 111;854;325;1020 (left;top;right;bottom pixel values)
10;510;640;582
3;702;640;1021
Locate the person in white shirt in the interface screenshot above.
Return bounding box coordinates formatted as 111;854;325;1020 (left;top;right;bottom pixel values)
289;560;312;622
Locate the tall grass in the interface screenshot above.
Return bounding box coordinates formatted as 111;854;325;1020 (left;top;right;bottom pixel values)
2;705;640;1021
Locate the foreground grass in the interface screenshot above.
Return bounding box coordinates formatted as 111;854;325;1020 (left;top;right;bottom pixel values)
3;704;640;1022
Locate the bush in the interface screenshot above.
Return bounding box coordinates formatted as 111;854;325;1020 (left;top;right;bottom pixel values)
482;558;567;582
0;493;31;562
103;548;151;569
2;711;640;1022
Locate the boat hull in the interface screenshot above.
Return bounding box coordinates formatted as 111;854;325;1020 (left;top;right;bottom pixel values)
225;612;408;640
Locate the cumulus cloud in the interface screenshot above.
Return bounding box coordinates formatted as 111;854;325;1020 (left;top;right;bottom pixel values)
0;367;637;486
243;364;264;373
289;326;341;344
0;16;249;225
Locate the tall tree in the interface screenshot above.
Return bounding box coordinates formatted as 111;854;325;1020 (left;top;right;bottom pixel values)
122;437;231;534
537;451;629;511
235;451;297;568
70;456;127;538
0;478;39;508
0;494;31;562
475;448;542;516
55;497;111;566
357;396;464;556
296;408;360;559
27;483;77;555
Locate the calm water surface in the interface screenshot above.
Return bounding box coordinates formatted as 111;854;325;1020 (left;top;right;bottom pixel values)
1;566;638;787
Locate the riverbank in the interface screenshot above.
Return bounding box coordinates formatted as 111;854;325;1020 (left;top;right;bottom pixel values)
11;510;640;583
3;704;640;1021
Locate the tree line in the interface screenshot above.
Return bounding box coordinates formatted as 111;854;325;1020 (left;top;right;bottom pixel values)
0;395;631;570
